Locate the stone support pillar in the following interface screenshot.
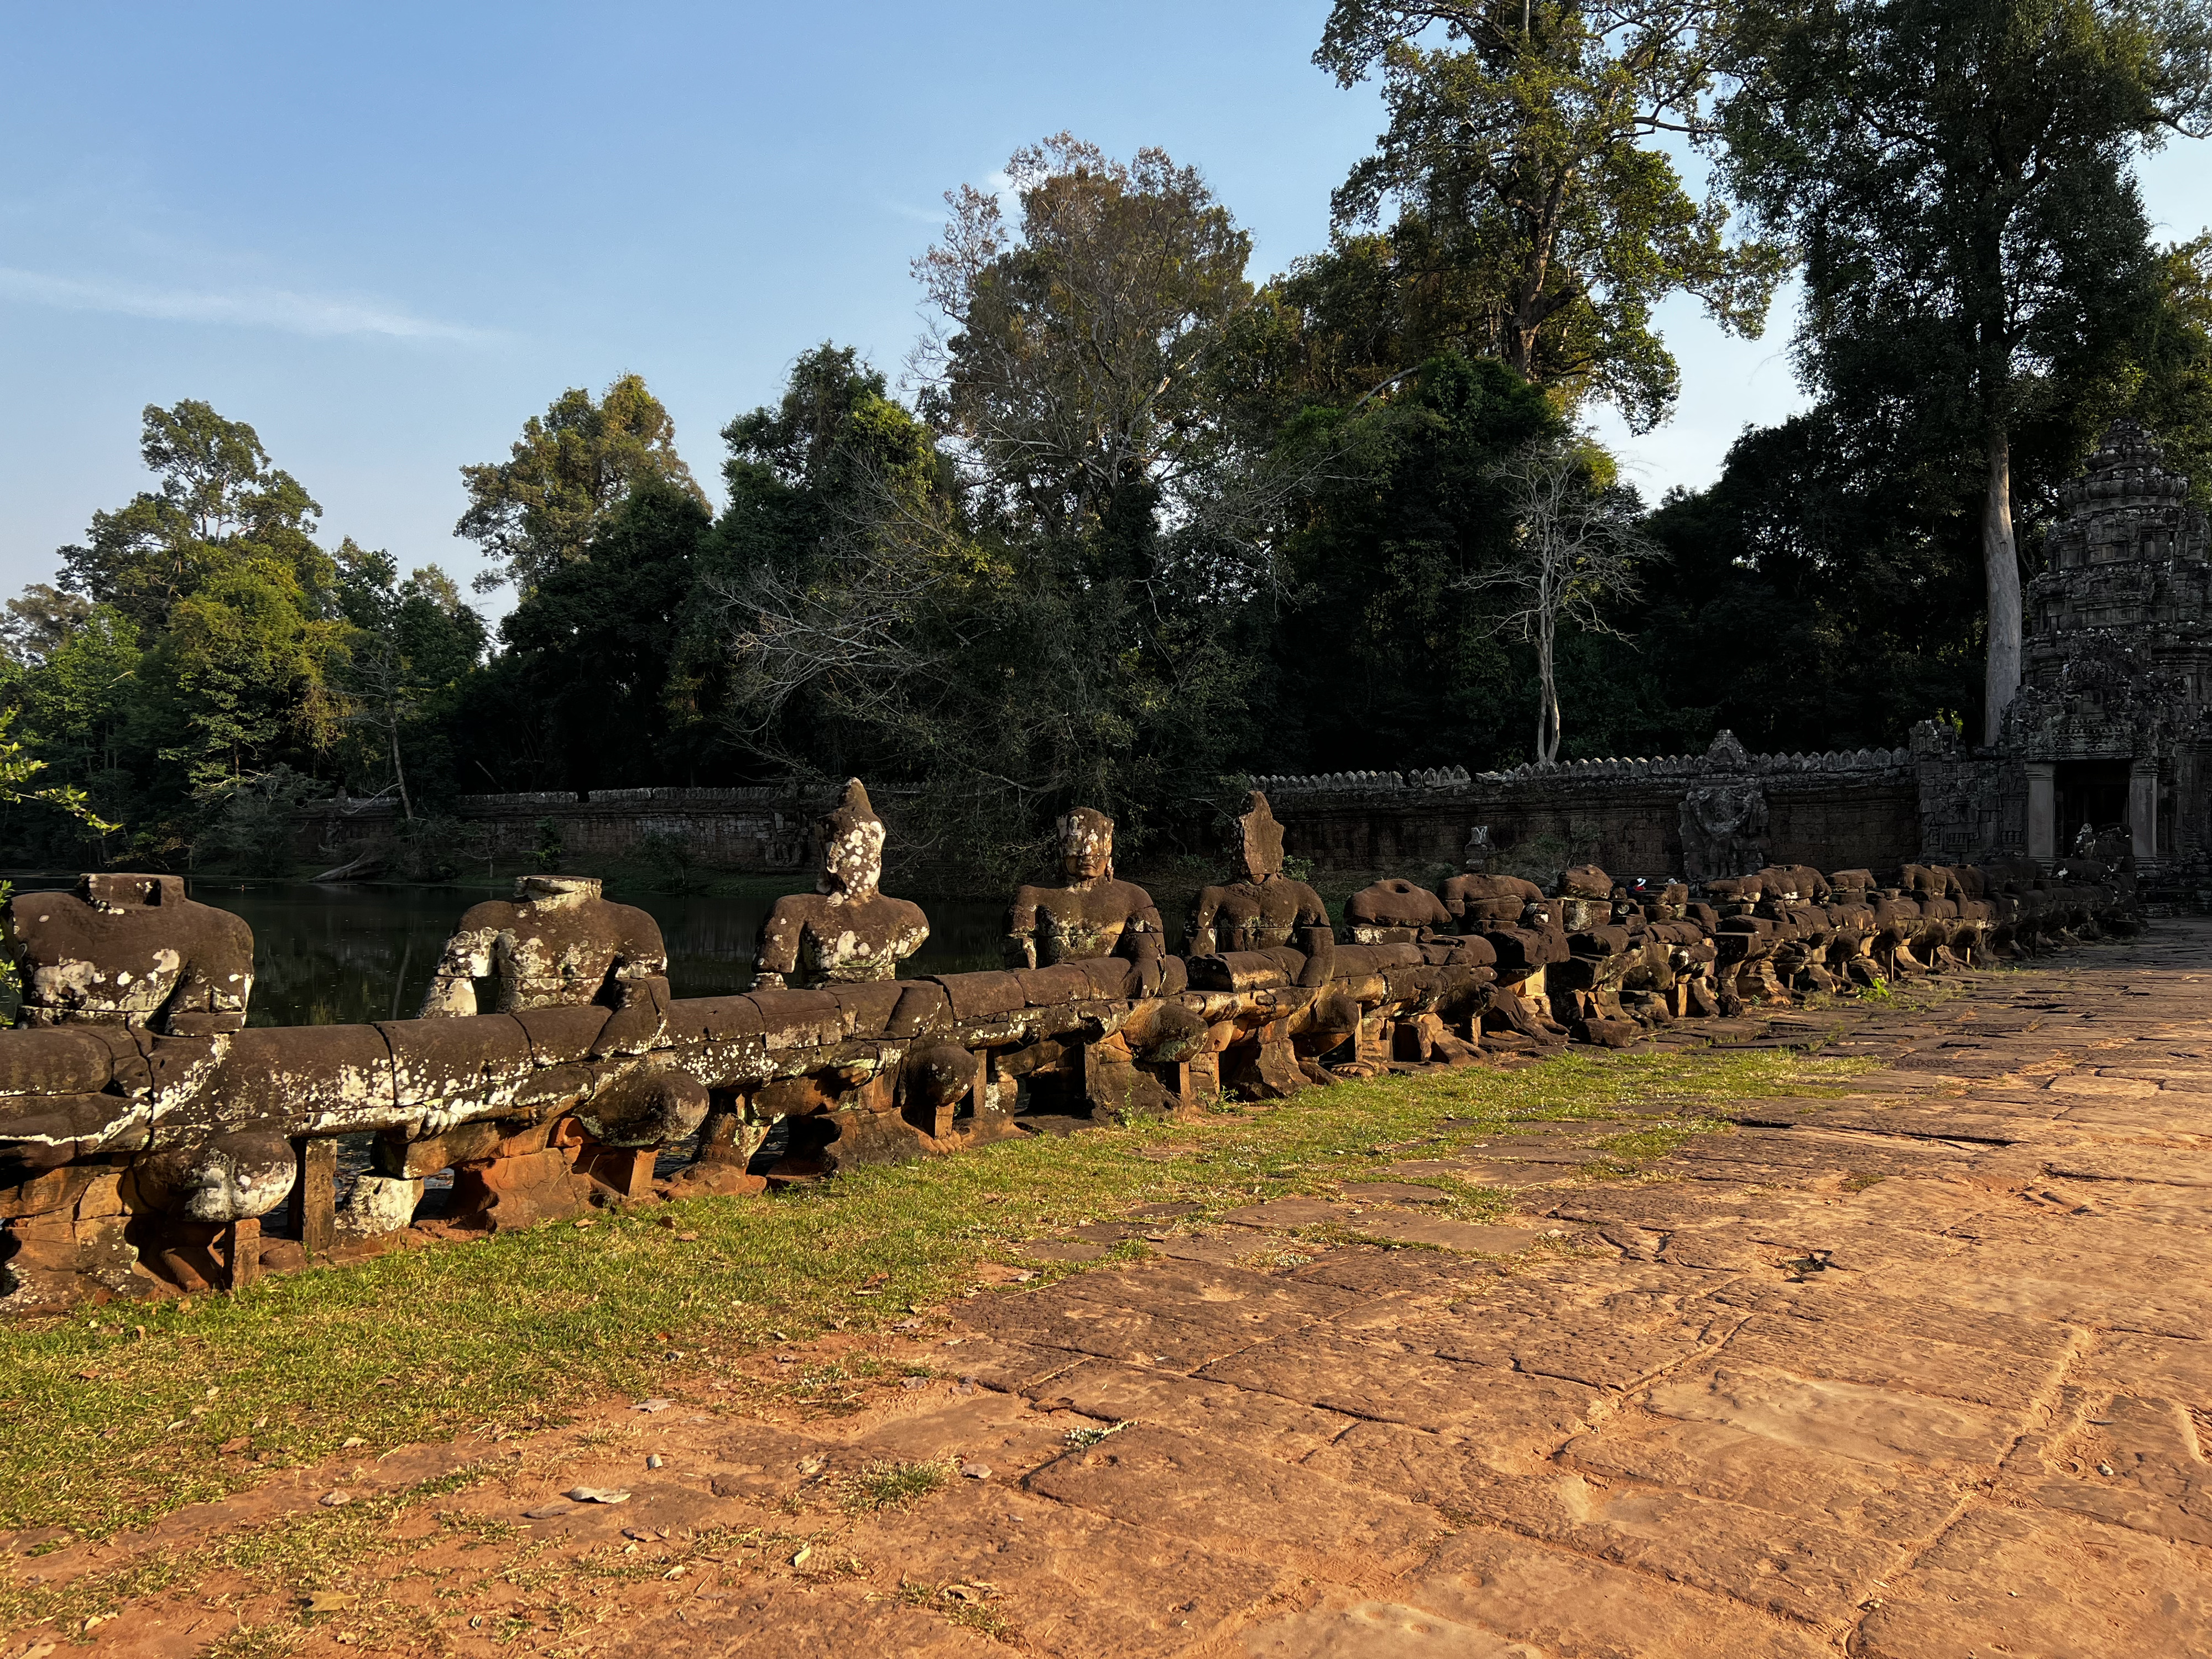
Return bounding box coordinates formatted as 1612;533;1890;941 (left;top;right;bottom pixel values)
2025;764;2057;863
2130;762;2159;859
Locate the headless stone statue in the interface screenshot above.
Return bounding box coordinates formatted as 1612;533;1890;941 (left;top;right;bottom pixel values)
753;779;929;989
1005;807;1167;992
1185;791;1334;988
1343;878;1453;945
5;873;254;1035
420;875;667;1016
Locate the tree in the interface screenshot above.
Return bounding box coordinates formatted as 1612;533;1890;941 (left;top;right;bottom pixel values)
714;142;1270;869
1316;0;1783;429
1;586;93;666
56;400;331;630
457;374;705;596
492;478;711;788
914;133;1258;550
335;543;487;817
1718;0;2212;741
1465;438;1652;763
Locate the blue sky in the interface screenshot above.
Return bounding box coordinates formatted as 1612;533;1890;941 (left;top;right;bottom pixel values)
3;2;2208;613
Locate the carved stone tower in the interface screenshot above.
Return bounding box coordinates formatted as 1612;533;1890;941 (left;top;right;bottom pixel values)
1919;419;2212;872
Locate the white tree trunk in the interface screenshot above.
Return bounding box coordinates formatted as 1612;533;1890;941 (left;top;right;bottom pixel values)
1537;619;1561;765
1982;430;2022;747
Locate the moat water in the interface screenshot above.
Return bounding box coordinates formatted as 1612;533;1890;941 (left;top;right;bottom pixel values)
3;878;1012;1027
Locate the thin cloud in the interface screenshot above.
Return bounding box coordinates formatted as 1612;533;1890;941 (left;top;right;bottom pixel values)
0;267;495;342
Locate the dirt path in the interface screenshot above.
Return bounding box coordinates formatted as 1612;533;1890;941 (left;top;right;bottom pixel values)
18;922;2212;1657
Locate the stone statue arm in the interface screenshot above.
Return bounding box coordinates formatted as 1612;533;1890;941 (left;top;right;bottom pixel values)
1290;882;1335;989
609;911;671;987
419;924;500;1018
1118;895;1167;995
1438;877;1471;927
1185;888;1223;958
752;899;807;991
157;912;255;1034
1004;889;1042;971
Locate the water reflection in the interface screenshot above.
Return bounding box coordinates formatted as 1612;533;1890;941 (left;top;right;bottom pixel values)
7;879;1011;1029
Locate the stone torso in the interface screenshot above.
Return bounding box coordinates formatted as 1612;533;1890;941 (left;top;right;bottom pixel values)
430;896;667;1013
1188;876;1328;954
1344;878;1452;944
6;880;254;1034
756;892;930;987
1007;879;1162;966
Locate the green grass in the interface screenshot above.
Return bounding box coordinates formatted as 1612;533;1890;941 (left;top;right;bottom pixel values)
0;1045;1870;1544
839;1457;955;1514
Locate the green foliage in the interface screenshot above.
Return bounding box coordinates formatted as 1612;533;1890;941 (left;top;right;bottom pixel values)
456;374;706;597
199;764;329;877
636;828;702;893
1317;0;1782;430
1717;0;2208;735
533;817;564;871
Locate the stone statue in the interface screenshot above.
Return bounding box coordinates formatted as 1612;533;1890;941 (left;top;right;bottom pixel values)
1343;878;1453;945
1005;807;1167;991
753;779;929;989
6;873;255;1035
1186;791;1334;987
1679;778;1770;888
420;875;667;1016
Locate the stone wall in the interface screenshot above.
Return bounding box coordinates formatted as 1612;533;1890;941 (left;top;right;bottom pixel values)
295;784;839;875
1250;738;1921;881
293;739;1923;887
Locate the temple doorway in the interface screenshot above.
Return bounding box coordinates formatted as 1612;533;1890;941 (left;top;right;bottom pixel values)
2055;759;2132;848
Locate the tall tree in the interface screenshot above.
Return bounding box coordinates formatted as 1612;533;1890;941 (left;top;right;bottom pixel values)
56;400;330;630
719;140;1270;869
1317;0;1782;429
487;478;712;789
914;133;1259;553
1718;0;2211;741
457;373;705;596
1469;438;1652;761
335;544;487;817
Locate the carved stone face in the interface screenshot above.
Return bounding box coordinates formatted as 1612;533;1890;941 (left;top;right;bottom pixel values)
1058;808;1114;883
817;779;885;901
1463;826;1492;873
1234;791;1286;883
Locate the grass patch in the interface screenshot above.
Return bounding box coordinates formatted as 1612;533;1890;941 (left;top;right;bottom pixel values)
0;1044;1869;1542
839;1457;955;1514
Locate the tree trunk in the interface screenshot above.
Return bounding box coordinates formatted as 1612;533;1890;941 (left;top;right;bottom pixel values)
390;721;414;822
1981;427;2022;746
1536;617;1561;765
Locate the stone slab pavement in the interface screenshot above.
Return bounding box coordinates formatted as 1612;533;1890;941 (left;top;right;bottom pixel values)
29;921;2212;1658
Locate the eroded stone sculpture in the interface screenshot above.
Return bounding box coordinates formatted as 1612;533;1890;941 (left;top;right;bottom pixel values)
420;875;667;1016
5;874;254;1035
1344;878;1453;945
1186;792;1334;988
752;779;929;989
1005;807;1168;993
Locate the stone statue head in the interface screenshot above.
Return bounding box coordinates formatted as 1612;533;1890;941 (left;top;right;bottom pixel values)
1057;807;1114;882
817;778;886;900
514;874;602;909
1462;826;1492;873
1234;791;1286;883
